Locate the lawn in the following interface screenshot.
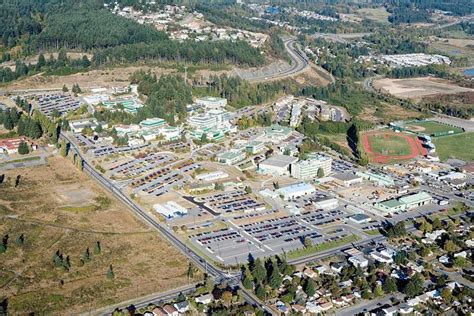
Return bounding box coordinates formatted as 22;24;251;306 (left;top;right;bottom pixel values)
406;121;464;135
368;134;412;156
433;132;474;162
0;157;197;314
287;235;360;260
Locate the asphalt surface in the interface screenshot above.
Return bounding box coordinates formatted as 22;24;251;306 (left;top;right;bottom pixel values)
237;38;310;83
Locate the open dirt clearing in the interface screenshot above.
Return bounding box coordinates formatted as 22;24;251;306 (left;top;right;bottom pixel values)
0;157;195;314
374;77;474;100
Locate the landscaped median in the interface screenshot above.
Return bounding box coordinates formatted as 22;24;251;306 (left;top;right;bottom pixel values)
287;234;360;260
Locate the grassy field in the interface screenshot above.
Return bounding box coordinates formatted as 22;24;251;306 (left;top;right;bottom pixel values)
357;8;390;24
406;121;464;135
433;132;474;162
287;235;360;260
367;134;412;156
0;157;197;314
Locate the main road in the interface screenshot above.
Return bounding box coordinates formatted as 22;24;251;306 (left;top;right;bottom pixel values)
236;38;310;83
61;132;277;315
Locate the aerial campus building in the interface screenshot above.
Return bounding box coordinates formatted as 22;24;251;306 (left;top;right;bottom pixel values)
291;153;332;180
276;182;316;201
375;191;432;214
258;155;298;176
195;96;227;110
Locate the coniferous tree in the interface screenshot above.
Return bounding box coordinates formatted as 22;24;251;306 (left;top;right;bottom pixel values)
106;265;115;279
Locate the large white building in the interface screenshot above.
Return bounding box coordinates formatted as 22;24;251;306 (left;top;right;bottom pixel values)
277;182;316;201
195;96;227;110
188;110;231;130
258;155;298;176
291;154;332;180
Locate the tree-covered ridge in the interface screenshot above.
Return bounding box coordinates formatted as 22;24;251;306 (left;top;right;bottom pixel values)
385;0;473;24
0;0;264;68
34;9;168;50
93;40;265;67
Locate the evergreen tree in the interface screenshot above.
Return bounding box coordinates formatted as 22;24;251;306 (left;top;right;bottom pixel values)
53;250;63;267
37;53;46;70
251;258;266;284
255;283;265;300
106;265;115;279
242;274;253;289
304;278;316;297
60;139;69;157
82;247;91;263
3;112;14;130
383;277;397;293
18;142;29;155
93;241;101;254
268;263;282;289
15;234;25;246
62;84;68;92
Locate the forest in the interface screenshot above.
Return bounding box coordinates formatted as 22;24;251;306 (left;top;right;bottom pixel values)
92;40;265;67
0;0;265;68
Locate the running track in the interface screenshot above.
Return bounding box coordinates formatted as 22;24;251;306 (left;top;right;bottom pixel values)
361;131;427;164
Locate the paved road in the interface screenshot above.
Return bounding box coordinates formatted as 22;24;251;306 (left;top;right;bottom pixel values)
335;295;397;316
236;38;309;83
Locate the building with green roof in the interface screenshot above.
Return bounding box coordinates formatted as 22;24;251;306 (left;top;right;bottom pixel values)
375;191;432;214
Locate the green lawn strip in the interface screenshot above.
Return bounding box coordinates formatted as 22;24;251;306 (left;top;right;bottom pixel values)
407;121;464;135
364;229;382;236
287;234;360;260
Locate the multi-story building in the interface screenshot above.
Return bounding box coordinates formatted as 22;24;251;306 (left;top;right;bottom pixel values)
195;96;227;110
139;117;166;129
188;110;231;130
217;150;246;165
291;154;332;180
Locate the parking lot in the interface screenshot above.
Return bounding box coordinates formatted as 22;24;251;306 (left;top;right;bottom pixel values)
196;190;266;214
298;208;349;227
190;227;263;265
189;213;359;265
108;153;174;178
37;93;81;117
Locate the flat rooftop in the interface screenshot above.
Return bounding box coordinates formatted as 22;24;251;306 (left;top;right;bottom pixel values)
260;155;298;168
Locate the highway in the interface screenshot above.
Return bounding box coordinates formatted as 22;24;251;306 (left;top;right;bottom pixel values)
60;132;277;315
237;38;310;83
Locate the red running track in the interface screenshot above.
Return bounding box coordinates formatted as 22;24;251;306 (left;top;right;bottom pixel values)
361;131;427;164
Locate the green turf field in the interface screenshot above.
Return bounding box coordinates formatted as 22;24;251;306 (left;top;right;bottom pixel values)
368;134;412;156
406;121;464;135
433;133;474;162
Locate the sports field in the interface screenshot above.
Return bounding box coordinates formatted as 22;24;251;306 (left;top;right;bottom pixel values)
362;131;427;164
405;120;464;135
433;132;474;162
368;133;412;156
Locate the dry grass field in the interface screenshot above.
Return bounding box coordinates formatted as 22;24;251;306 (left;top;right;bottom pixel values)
357;7;390;24
0;157;196;314
374;77;474;100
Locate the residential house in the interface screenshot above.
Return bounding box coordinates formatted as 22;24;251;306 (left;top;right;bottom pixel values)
162;305;178;316
173;301;190;313
195;293;213;305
